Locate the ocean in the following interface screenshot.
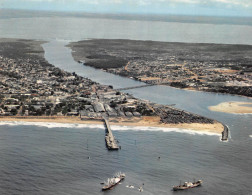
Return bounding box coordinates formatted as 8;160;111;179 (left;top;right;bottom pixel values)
0;10;252;195
0;12;252;45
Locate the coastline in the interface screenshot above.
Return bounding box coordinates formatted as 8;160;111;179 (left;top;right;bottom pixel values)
0;116;224;134
0;38;224;137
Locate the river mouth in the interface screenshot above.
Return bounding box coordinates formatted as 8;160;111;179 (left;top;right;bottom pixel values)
40;40;252;195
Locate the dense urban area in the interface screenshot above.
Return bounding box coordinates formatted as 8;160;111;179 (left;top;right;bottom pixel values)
0;39;214;125
69;39;252;97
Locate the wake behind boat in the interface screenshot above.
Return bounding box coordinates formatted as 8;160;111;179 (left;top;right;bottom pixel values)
102;172;125;191
173;180;202;191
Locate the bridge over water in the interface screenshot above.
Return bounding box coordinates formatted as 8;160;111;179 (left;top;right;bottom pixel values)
115;84;154;91
115;82;170;91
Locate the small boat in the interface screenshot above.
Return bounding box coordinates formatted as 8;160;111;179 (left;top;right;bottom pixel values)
102;172;125;191
126;185;134;189
173;180;202;191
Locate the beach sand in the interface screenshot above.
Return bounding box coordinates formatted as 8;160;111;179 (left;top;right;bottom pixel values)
0;116;224;134
208;101;252;114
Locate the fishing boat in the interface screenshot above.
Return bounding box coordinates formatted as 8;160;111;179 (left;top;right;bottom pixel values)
102;172;125;191
172;180;202;191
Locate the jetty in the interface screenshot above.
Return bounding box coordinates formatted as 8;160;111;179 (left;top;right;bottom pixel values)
221;124;229;141
103;117;119;150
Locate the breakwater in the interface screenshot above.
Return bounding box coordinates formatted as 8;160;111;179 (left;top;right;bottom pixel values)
221;124;229;141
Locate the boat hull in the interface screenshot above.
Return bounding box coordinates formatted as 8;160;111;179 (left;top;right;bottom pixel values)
173;180;202;191
102;175;125;191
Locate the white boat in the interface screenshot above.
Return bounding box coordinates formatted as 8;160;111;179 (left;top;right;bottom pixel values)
102;172;125;191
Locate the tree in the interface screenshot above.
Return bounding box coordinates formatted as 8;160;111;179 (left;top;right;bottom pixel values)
10;108;17;115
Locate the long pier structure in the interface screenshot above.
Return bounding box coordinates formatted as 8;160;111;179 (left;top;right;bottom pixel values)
103;118;119;150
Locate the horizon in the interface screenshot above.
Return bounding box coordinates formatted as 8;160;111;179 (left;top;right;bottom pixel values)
2;8;252;18
1;8;252;27
0;0;252;17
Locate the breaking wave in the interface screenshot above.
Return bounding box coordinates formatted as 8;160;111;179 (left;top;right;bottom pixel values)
112;125;220;136
0;121;104;130
0;121;220;136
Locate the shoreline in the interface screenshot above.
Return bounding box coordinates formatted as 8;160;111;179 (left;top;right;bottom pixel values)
0;116;224;134
0;38;224;137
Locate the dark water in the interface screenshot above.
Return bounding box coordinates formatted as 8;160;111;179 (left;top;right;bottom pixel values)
1;121;251;195
0;14;252;194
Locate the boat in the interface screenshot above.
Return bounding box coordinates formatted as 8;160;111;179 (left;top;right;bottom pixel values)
102;172;125;191
172;180;202;191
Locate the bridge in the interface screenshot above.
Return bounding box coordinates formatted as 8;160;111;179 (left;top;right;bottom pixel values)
115;84;154;91
115;82;170;91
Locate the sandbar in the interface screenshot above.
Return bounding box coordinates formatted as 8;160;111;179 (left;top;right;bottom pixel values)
208;101;252;114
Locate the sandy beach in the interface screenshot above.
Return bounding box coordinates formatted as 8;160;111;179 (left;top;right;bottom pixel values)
0;116;224;134
208;101;252;114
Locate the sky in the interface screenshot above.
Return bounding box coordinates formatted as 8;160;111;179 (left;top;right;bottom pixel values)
0;0;252;17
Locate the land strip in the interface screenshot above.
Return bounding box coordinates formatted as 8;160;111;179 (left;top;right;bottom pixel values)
0;39;224;134
68;39;252;97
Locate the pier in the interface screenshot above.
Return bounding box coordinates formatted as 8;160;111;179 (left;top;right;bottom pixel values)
103;118;119;150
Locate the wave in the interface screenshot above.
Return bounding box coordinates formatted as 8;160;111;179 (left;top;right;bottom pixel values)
249;135;252;138
0;121;104;130
0;121;220;136
111;125;220;136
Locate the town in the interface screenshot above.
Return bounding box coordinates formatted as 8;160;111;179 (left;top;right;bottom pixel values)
69;39;252;97
0;39;215;126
